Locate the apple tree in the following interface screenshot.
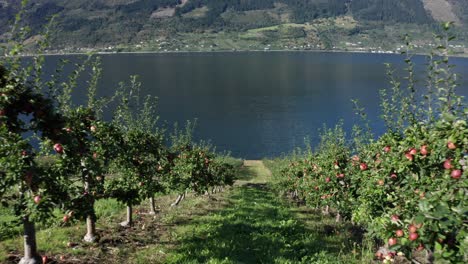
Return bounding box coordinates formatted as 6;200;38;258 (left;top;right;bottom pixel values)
42;57;127;242
106;78;166;226
0;63;71;264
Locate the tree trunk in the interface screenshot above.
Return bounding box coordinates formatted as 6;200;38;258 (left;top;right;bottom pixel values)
83;180;97;242
83;214;97;242
19;217;42;264
171;194;184;206
335;212;342;222
120;205;133;227
322;205;330;215
149;196;157;215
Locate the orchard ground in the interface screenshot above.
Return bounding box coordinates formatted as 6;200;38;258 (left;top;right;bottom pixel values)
0;160;377;264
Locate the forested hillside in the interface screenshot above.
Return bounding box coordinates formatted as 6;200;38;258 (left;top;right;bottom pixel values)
449;0;468;25
0;0;467;53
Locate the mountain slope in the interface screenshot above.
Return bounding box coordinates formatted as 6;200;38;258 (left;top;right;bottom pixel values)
0;0;467;53
422;0;461;25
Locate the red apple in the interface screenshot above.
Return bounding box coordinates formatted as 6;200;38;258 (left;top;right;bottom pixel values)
53;143;64;154
396;230;404;237
384;145;391;153
34;196;41;204
447;141;456;150
325;177;331;183
90;125;97;133
420;145;429;155
93;152;98;159
0;109;5;116
359;163;368;171
390;173;397;179
409;232;419;241
409;224;418;233
451;169;462;179
409;148;417;155
388;237;397;246
314;186;319;190
443;159;452;170
59;255;66;261
352;155;360;161
405;153;414;161
42;255;48;264
375;251;383;260
391;215;400;222
139;182;144;187
336;173;345;178
377;179;385;186
63;215;70;222
65;127;72;133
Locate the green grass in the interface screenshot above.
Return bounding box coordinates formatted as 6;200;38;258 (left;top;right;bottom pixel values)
0;198;126;262
0;207;21;240
0;161;374;263
160;161;373;263
246;23;313;34
95;198;126;218
182;6;209;18
236;160;270;184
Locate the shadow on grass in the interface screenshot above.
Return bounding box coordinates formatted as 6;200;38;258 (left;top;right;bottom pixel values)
235;165;258;182
165;184;363;263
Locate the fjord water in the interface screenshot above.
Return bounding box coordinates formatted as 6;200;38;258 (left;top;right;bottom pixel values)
47;52;468;159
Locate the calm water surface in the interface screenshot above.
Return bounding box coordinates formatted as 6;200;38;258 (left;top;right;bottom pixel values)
45;52;468;159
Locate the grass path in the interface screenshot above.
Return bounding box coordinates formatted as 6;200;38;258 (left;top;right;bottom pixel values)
160;161;370;264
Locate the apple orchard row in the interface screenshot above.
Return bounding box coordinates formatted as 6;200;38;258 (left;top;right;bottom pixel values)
0;62;236;264
274;44;467;263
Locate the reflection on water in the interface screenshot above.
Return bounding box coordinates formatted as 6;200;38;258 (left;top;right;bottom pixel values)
43;52;468;158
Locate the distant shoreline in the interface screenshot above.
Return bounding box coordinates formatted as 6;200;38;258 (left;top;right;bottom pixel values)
8;48;468;59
